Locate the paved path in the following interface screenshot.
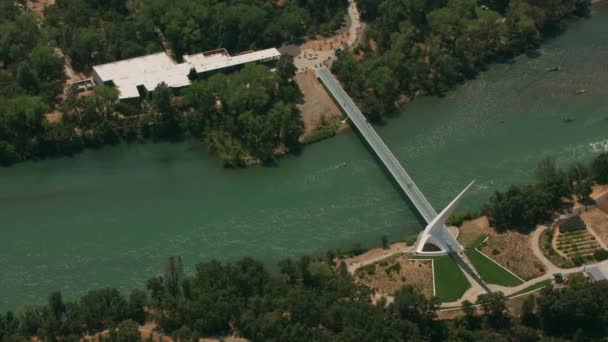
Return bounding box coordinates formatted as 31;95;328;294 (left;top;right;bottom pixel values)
345;243;407;274
293;0;363;72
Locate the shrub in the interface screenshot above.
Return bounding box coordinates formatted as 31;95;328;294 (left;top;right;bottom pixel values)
594;249;608;261
404;233;419;246
491;249;500;256
572;253;584;266
385;263;401;276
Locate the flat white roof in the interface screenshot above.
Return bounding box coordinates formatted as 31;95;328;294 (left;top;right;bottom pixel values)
185;48;281;74
587;262;608;281
93;52;191;99
93;48;281;100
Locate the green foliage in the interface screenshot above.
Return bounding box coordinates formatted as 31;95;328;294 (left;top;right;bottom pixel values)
447;210;479;227
3;254;608;341
302;115;340;145
404;233;420;246
485;184;554;233
592;152;608;184
109;320;141;342
45;0;346;70
183;64;303;165
334;0;588;120
381;235;389;249
385;262;401;276
44;0;160;71
484;155;606;232
477;292;510;330
537;281;608;338
593;249;608;261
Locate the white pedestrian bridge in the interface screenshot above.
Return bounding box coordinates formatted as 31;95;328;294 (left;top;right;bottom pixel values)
315;67;471;255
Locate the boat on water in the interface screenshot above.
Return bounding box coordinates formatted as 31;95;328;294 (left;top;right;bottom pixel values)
547;66;560;72
563;117;575;123
576;89;586;94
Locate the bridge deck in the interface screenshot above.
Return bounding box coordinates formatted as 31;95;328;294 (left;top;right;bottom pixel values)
315;67;462;252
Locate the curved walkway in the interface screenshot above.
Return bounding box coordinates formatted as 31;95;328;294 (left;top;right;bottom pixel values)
441;225;605;308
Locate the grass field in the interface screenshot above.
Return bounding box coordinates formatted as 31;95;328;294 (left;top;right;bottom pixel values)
422;255;471;302
465;235;524;287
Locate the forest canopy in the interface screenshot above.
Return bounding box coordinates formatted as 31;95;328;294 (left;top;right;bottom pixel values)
1;255;607;341
333;0;591;121
44;0;348;71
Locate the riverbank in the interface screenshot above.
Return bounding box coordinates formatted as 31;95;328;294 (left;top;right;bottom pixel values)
2;6;608;311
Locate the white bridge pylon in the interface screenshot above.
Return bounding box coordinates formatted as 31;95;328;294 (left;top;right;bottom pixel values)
414;181;475;255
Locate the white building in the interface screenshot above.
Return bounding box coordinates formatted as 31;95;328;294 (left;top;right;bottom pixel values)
92;48;281;100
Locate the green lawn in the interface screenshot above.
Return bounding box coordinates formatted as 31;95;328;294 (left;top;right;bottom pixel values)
508;279;551;298
465;235;524;287
423;255;471;302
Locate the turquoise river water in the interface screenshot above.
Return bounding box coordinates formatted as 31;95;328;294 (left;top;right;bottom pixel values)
1;4;607;310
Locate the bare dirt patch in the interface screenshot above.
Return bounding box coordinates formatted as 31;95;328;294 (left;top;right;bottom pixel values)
581;208;608;247
459;216;544;280
355;254;433;298
294;70;343;141
599;201;608;215
479;231;545;280
458;216;493;248
339;242;407;274
44;110;63;123
26;0;55;17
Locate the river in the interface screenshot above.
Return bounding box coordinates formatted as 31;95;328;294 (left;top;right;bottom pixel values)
1;4;607;310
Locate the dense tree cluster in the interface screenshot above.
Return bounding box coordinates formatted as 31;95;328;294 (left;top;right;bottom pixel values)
333;0;590;121
44;0;161;72
44;0;347;71
1;255;608;341
182;61;303;165
57;62;303;166
136;0;348;58
1;0;339;167
484;154;608;232
0;1;64;165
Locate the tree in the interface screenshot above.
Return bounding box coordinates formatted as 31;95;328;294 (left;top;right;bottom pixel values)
164;256;184;298
128;290;147;325
381;235;389;249
461;300;480;329
537;281;608;338
477;292;510;330
79;288;129;333
519;295;537;327
152;83;183;140
277;54;297;80
17;304;43;336
592;152;608;184
48;292;66;321
90;85;119;120
16;62;39;94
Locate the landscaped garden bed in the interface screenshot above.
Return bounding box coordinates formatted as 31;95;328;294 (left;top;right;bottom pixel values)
465;235;524;287
355;255;433;298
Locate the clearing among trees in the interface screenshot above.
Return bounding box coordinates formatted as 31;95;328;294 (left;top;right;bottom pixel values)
355;254;433;298
294;70;343;143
